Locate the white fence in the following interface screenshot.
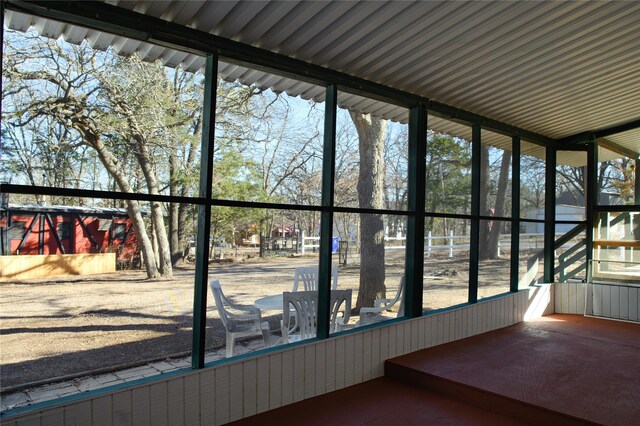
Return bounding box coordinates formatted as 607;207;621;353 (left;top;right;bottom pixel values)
301;231;562;257
301;232;551;258
300;233;320;255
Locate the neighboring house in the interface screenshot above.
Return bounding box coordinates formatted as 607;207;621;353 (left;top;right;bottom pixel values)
0;204;141;263
522;204;586;234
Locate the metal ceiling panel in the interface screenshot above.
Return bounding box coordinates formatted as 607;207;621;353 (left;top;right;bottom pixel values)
4;1;640;157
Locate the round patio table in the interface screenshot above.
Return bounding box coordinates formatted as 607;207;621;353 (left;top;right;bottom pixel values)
254;294;283;311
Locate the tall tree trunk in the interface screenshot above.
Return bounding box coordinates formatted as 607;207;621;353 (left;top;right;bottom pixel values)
479;145;492;257
169;153;182;265
177;203;191;258
78;128;160;278
129;133;173;277
480;148;511;260
174;123;200;265
349;111;387;309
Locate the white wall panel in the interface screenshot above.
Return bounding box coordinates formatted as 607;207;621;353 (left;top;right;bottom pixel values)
167;378;184;426
92;396;112;426
41;408;63;426
228;363;243;422
148;382;168;426
611;286;621;318
629;287;639;322
241;360;257;417
388;324;398;359
581;282;640;322
436;313;444;345
315;342;327;395
472;304;479;335
198;370;215;424
370;328;382;378
357;332;367;383
392;324;402;356
344;335;355;387
619;286;629;320
255;356;269;415
379;326;389;373
334;338;346;391
5;290;556;426
292;347;305;402
64;401;91;425
303;346;316;399
417;316;426;349
113;391;132;426
280;350;294;406
554;282;640;320
131;386;150;426
362;331;373;382
602;284;612;317
268;354;283;409
324;340;336;393
213;366;230;425
16;414;41;426
403;321;412;353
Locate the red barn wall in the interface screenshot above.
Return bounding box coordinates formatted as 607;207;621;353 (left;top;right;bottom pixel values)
5;213;139;261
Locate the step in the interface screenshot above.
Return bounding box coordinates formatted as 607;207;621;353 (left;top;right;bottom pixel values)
385;360;594;426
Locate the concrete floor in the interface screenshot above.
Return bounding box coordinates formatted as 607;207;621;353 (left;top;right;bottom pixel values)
231;314;640;426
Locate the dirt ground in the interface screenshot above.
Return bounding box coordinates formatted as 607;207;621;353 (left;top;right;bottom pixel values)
0;251;517;391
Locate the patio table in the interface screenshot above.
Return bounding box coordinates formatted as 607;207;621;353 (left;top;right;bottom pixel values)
255;294;283;311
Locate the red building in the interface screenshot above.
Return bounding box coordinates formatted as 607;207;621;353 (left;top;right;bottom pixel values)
0;204;141;265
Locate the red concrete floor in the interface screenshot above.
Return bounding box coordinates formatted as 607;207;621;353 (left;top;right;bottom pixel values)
230;315;639;426
388;314;640;426
229;376;525;426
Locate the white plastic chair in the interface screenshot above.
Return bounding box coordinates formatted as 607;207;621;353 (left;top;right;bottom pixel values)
281;289;352;343
292;265;338;292
359;276;405;325
210;280;270;357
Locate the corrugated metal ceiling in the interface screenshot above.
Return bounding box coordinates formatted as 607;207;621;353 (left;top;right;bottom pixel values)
4;1;639;165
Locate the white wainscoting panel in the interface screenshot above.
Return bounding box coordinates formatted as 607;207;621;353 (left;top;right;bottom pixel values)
582;281;640;322
3;289;553;426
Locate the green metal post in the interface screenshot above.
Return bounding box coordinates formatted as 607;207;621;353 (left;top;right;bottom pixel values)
635;154;640;263
404;104;427;317
192;54;217;368
317;85;338;339
1;0;4;77
544;146;556;282
636;153;640;206
469;124;481;303
586;140;596;275
510;136;521;292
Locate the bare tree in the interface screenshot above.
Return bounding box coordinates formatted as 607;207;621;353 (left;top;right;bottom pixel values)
479;146;511;260
349;111;387;309
2;31;198;277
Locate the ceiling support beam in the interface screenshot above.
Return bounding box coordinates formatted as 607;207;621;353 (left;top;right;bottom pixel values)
558;118;640;148
6;0;556;148
596;138;638;160
593;119;640;139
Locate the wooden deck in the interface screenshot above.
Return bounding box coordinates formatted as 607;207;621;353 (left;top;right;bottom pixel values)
231;314;640;425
